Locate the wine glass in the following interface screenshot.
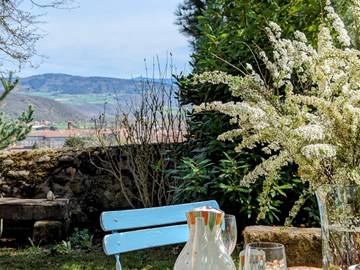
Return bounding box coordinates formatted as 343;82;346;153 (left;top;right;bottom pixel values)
244;242;287;270
221;214;237;255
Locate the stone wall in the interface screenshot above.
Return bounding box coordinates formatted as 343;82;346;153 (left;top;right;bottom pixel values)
243;226;322;267
0;147;133;229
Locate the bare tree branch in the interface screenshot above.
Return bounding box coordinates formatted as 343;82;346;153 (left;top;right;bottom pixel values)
0;0;76;67
94;57;188;207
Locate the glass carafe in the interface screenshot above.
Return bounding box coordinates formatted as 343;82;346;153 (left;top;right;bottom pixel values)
174;206;236;270
173;211;196;269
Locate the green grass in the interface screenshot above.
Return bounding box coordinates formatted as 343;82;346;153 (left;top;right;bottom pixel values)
0;243;242;270
0;245;180;270
27;92;117;106
52;121;95;129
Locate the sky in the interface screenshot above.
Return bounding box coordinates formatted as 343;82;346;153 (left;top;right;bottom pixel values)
19;0;191;78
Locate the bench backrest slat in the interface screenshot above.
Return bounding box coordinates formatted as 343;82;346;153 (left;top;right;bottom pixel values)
103;224;189;255
100;200;219;232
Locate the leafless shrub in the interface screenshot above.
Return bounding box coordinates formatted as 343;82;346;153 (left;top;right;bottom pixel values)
93;58;187;208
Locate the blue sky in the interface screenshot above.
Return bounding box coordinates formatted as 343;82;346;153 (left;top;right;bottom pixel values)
20;0;191;78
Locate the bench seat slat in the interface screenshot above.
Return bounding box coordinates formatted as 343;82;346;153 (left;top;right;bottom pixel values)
100;200;219;231
103;224;189;255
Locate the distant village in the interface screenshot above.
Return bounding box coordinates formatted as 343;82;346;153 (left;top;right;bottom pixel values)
10;121;95;150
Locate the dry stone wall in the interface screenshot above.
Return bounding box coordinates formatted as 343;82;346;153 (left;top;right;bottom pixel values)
243;225;322;267
0;147;133;229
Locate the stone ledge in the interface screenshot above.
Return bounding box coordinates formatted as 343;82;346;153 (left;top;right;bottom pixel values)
0;198;69;220
243;225;321;267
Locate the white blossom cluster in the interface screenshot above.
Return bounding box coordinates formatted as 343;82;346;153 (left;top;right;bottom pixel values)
301;144;337;159
325;4;351;46
192;1;360;223
294;125;325;142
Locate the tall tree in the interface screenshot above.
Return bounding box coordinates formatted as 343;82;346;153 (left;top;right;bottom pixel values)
175;0;206;41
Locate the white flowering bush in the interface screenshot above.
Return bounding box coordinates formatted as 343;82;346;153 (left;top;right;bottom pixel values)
193;0;360;223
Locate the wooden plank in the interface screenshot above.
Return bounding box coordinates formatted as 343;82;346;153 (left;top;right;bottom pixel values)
103;224;188;255
100;200;219;232
0;198;69;220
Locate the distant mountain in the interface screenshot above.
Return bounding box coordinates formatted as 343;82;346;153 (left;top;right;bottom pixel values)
18;73;141;94
4;73;175;123
1;93;87;122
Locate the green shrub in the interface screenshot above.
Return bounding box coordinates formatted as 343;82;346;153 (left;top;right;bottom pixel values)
64;137;86;149
69;228;93;250
50;240;72;255
171;152;319;226
171;0;358;226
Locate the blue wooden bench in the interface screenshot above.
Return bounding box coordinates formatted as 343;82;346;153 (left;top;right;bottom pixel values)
100;200;219;270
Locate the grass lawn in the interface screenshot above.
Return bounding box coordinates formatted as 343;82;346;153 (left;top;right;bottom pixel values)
0;245;180;270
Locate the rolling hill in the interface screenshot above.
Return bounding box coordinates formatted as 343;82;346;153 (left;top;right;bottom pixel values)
18;73;141;94
1;93;87;122
1;73;174;123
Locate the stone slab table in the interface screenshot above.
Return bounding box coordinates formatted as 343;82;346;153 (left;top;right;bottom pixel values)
0;197;70;244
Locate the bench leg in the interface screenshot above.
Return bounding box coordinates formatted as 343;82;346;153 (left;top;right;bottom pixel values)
115;255;122;270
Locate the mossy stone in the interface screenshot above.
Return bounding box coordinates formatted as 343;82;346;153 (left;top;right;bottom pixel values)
33;220;64;244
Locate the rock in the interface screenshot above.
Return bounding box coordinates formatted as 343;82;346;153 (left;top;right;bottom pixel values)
7;170;30;178
52;167;62;175
69;180;81;194
19;161;28;167
2;159;14;166
243;226;321;267
37;155;51;163
65;167;76;177
33;220;64;244
46;190;55;201
59;155;74;162
1;184;11;194
0;152;9;159
53;175;69;184
52;183;67;196
20;181;30;187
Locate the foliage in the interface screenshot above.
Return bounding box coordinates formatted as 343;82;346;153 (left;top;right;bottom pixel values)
64;137;87;149
27;237;43;255
171;152;319;225
0;72;33;150
175;0;206;42
171;154;217;202
50;228;93;255
174;0;341;225
177;0;326;100
50;240;72;255
193;1;360;224
68;228;93;250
